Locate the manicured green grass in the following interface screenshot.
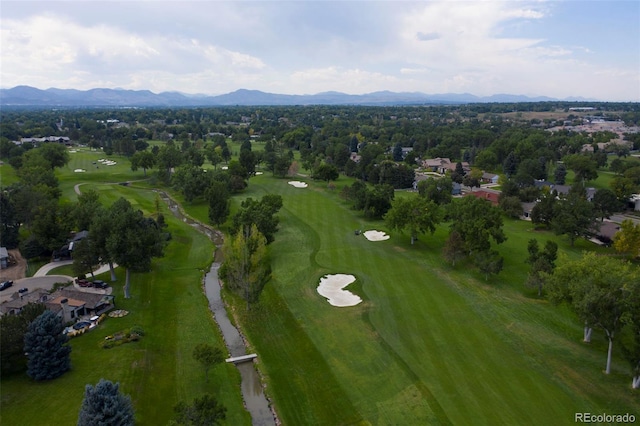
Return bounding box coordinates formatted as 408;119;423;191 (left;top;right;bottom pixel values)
0;183;250;425
216;175;639;425
5;148;639;425
0;163;19;187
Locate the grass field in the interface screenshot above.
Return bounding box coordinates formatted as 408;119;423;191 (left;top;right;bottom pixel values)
2;146;639;425
0;181;250;425
215;174;639;425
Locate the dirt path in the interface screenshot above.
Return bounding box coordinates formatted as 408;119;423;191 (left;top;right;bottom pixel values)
0;249;27;281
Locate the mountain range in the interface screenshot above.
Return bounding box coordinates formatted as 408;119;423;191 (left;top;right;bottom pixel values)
0;85;590;107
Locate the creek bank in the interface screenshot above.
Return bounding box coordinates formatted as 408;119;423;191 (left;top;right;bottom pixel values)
158;190;277;425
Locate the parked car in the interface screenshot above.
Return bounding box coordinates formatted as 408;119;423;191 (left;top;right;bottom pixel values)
92;280;108;289
77;278;92;288
18;288;28;294
0;280;14;291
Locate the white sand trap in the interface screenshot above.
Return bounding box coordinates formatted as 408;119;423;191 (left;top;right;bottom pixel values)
221;166;228;170
255;171;263;175
363;230;390;241
69;150;77;153
288;181;308;188
74;169;86;173
317;274;362;307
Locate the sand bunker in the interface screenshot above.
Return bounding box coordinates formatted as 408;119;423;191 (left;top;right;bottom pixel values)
255;171;263;175
74;169;86;173
288;181;308;188
317;274;362;307
363;230;390;241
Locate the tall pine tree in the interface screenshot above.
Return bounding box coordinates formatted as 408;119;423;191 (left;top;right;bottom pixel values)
23;310;71;381
78;379;134;426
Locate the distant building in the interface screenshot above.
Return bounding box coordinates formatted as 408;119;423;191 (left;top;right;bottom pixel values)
465;188;500;206
0;247;8;269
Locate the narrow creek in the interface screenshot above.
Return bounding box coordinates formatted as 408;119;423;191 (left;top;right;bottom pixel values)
159;192;277;426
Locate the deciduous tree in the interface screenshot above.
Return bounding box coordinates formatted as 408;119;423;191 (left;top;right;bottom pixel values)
220;224;271;310
613;219;640;259
192;344;224;383
525;239;558;296
547;252;638;374
418;176;453;205
385;196;441;244
232;194;283;244
0;303;46;377
172;394;226;426
551;192;597;246
130;150;156;176
106;198;166;298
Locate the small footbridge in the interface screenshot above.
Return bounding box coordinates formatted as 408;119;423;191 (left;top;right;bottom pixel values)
225;353;257;364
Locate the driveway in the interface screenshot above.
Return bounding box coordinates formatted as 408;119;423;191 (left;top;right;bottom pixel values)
0;275;73;304
0;261;118;304
33;260;73;277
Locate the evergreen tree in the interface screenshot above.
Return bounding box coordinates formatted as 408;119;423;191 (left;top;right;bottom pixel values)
24;310;71;381
0;192;20;248
206;181;231;226
77;379;134;426
392;143;403;162
0;303;46;377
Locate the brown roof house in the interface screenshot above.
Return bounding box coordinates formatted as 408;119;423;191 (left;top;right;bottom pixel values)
0;286;114;323
422;158;471;175
466;188;501;206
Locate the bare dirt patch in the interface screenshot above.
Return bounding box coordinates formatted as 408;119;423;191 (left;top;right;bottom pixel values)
0;249;27;281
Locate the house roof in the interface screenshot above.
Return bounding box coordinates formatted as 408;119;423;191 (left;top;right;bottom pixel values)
0;289;50;314
466;188;500;205
71;230;89;242
423;157;451;167
521;202;537;213
596;221;620;240
54;287;112;309
48;295;86;308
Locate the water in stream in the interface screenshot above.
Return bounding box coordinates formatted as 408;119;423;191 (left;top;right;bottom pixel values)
160;192;276;425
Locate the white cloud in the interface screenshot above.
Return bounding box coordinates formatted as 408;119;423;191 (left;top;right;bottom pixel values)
0;2;638;101
1;13;267;92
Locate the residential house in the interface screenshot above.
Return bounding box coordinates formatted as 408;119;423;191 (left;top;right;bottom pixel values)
15;136;71;146
0;286;114;321
421;158;470;175
466;188;500;206
481;172;499;185
0;247;8;269
53;230;89;261
521;202;536;220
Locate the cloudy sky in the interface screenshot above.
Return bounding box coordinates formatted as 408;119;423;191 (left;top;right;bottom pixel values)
2;1;639;101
